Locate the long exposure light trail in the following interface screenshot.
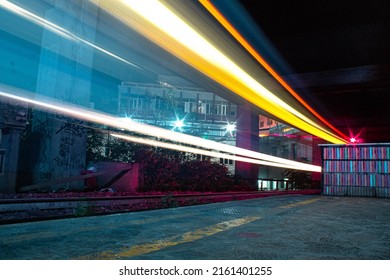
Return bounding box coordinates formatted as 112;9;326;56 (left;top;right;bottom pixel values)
120;0;333;132
93;0;346;144
199;0;350;142
0;0;141;70
0;85;321;172
110;133;316;171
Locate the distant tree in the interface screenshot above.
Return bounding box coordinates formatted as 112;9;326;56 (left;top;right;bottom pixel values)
284;169;312;189
86;128;109;162
86;127;144;163
284;157;314;189
86;128;237;193
134;147;179;192
177;160;234;192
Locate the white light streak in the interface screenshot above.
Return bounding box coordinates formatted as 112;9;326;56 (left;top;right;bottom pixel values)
0;85;321;172
110;133;314;171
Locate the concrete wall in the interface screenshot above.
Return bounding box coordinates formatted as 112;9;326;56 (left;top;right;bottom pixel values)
235;103;259;185
92;162;139;193
0;124;24;193
32;1;99;188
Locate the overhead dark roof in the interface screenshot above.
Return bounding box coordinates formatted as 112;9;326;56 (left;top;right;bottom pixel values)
237;0;390;143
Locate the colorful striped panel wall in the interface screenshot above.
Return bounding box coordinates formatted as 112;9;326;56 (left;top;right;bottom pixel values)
320;143;390;198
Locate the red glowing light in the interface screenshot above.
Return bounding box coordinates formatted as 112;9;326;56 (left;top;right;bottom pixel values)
350;137;357;143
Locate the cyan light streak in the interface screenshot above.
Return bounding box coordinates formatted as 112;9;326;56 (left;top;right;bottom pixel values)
0;0;141;70
1;1;344;144
0;1;326;171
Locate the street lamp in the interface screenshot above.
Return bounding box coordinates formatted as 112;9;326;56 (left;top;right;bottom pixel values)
225;122;236;136
173;119;185;131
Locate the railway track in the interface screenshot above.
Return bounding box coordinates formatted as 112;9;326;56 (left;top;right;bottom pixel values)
0;189;320;224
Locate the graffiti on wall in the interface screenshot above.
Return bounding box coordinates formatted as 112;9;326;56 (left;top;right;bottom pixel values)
33;115;53;180
53;115;86;173
33;112;87;183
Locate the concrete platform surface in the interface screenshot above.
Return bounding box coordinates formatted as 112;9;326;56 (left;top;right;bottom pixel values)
0;194;389;260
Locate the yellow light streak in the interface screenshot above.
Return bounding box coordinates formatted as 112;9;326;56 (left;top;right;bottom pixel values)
0;85;321;172
120;0;326;128
93;0;346;144
3;0;345;144
199;0;349;142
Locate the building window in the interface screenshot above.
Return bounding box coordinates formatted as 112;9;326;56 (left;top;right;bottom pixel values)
184;101;195;113
199;102;211;114
216;104;227;115
283;145;289;158
131;98;143;109
230;105;237;116
292;143;297;160
220;158;233;165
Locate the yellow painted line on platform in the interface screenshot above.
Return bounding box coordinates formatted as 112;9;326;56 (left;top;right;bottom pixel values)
279;197;321;209
78;216;261;259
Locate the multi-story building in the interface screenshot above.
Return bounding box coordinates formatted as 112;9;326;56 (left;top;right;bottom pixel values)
259;115;313;161
258;114;315;190
117;81;318;184
118;80;238;173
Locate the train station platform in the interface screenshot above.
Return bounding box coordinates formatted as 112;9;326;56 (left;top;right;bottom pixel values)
1;194;389;260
